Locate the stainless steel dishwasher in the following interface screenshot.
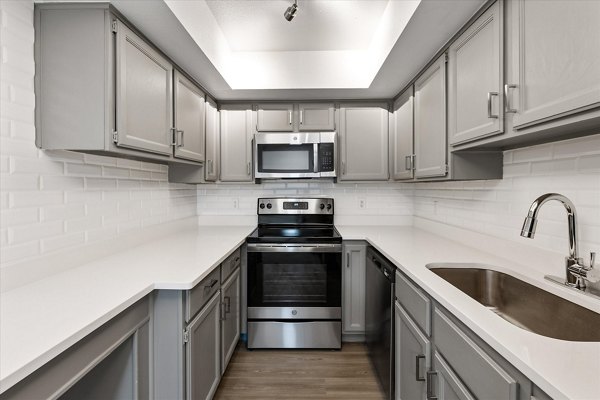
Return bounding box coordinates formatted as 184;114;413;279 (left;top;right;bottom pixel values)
366;247;395;400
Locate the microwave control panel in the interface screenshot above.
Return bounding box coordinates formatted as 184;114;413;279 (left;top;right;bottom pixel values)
318;143;335;172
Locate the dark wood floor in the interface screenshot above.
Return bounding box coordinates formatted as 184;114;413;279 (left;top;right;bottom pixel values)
214;342;385;399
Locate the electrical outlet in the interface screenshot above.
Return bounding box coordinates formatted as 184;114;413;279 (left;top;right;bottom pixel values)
358;197;367;209
232;198;239;209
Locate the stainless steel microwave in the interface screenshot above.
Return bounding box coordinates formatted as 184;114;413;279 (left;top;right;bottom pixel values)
254;132;336;179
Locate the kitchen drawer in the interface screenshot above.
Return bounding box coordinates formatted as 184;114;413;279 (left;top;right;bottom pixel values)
186;267;221;322
221;247;241;282
395;270;431;335
433;309;519;400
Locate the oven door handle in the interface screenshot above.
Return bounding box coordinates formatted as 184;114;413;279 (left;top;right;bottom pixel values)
247;243;342;253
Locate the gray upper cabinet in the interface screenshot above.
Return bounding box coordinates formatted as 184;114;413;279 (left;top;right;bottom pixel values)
220;104;254;182
390;89;414;181
221;269;240;372
299;103;335;131
414;55;447;179
186;292;221;400
342;242;367;334
448;1;503;146
115;20;173;156
395;302;430;400
506;0;600;130
204;97;220;182
256;103;295;131
338;103;389;181
173;71;206;162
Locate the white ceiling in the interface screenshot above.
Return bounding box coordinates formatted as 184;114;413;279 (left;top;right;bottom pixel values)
205;0;390;52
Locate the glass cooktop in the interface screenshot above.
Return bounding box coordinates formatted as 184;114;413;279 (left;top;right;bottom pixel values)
246;225;342;243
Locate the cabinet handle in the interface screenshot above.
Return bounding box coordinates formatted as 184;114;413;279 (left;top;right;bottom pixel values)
341;161;346;175
289;110;292;125
220;301;227;321
426;371;438;400
225;296;231;313
405;155;412;171
504;84;518;113
300;110;304;125
346;253;350;268
247;162;251;176
177;130;184;147
170;127;177;146
487;92;499;119
415;355;426;381
207;159;212;174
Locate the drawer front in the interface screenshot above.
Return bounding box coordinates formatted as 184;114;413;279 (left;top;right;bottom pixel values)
395;270;431;335
433;309;518;400
221;247;241;282
186;267;221;322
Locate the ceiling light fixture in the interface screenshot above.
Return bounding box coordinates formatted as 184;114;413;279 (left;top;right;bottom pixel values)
284;0;298;22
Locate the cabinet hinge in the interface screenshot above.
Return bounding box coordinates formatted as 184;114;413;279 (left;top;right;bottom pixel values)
111;20;118;33
112;130;118;143
183;329;189;343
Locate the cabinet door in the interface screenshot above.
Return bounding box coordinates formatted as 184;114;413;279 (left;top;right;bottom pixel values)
448;0;503;145
507;0;600;129
186;292;221;400
395;302;430;400
256;103;294;131
115;21;173;156
299;103;335;131
339;103;389;181
343;243;366;333
220;104;253;182
390;89;414;181
174;71;205;162
221;269;240;372
205;97;220;182
414;55;447;179
432;352;476;400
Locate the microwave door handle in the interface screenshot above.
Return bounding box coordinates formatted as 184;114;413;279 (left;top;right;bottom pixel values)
314;144;319;173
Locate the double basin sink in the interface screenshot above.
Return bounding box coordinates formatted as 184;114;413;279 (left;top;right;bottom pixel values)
427;264;600;342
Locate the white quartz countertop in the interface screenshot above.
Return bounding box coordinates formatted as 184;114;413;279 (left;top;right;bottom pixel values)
337;225;600;400
0;223;255;394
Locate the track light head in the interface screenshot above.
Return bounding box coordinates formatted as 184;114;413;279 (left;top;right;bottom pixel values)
284;1;298;21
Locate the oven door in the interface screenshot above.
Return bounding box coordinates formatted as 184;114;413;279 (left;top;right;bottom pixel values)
247;244;342;320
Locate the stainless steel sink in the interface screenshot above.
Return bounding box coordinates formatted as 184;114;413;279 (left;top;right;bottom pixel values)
428;265;600;342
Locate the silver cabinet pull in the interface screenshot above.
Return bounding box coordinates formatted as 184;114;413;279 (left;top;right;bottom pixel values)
208;159;212;174
341;161;346;175
220;301;227;321
504;84;517;113
177;129;184;147
224;296;231;313
288;110;292;125
170;127;177;146
346;253;350;268
247;162;251;175
426;371;438;400
405;155;412;171
487;92;499;118
415;355;426;381
300;109;304;125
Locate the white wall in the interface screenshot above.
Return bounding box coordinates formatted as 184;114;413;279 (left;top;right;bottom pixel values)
414;134;600;259
0;0;197;267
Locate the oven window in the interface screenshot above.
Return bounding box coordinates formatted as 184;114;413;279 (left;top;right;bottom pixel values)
247;251;341;308
257;144;314;173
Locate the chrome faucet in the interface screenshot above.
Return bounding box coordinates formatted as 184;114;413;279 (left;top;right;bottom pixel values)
520;193;598;291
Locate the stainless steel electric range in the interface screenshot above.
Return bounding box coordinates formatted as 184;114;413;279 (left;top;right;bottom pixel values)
246;198;342;349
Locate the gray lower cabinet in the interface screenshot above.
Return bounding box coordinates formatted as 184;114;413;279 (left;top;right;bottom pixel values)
395;302;429;400
0;297;150;400
221;268;241;371
414;55;447;179
338;103;389;181
174;71;206;162
220;104;254;182
390;88;414;181
186;292;222;400
342;242;367;334
431;352;475;400
448;0;503;146
205;97;220;182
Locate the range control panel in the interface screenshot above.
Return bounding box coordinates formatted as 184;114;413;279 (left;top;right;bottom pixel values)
258;198;334;215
